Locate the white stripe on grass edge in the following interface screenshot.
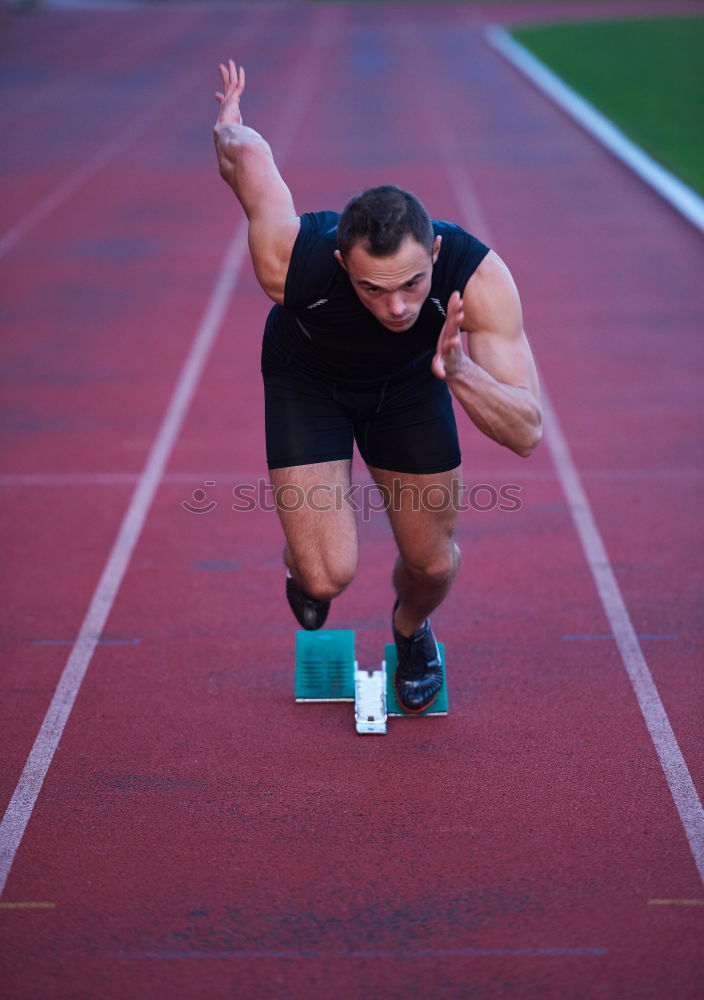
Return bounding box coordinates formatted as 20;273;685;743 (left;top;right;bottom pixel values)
0;4;342;897
485;25;704;234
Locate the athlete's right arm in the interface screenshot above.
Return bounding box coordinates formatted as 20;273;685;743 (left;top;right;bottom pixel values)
213;60;300;305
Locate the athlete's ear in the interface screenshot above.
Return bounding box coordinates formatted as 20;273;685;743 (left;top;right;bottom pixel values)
432;235;442;265
334;249;348;272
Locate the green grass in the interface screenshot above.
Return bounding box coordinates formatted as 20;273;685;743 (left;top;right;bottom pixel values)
512;17;704;195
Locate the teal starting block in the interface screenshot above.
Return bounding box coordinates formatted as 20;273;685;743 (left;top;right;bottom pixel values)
384;642;448;717
295;630;356;702
295;630;448;731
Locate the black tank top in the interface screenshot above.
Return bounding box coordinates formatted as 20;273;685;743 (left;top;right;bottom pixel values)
265;210;489;380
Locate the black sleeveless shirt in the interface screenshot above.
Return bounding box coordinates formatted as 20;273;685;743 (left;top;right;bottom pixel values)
264;210;490;381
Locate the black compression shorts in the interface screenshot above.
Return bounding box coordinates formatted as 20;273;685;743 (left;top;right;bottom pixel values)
262;336;461;474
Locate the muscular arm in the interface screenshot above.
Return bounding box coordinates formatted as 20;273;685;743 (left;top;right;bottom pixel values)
432;251;542;457
213;60;300;304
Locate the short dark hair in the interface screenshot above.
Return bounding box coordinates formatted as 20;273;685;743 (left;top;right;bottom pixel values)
337;185;434;257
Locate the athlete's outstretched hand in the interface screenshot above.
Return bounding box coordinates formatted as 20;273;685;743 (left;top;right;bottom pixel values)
215;59;245;127
432;290;467;380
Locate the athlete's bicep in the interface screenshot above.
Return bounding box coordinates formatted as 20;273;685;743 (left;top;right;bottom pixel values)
461;250;540;398
240;155;299;303
248;210;300;305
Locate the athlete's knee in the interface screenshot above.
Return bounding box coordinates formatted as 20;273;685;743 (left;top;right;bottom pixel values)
401;540;461;588
299;558;357;602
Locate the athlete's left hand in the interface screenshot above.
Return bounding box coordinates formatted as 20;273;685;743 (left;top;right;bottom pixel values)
432;290;468;380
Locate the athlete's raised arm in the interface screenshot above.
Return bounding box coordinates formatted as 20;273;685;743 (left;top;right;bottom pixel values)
214;60;300;304
432;252;542;457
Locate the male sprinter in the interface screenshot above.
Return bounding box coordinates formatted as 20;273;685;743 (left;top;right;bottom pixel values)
214;61;542;714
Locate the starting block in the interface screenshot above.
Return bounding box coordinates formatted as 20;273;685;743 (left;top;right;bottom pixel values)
295;630;356;702
295;630;448;734
383;642;448;717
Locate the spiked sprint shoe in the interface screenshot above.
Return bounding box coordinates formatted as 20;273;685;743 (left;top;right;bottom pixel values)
286;571;330;631
392;601;444;714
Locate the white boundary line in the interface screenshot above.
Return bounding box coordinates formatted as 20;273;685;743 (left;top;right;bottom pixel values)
484;25;704;234
0;7;236;259
0;4;341;897
0;117;154;259
540;392;704;883
434;31;704;883
0;6;204;124
0;224;249;897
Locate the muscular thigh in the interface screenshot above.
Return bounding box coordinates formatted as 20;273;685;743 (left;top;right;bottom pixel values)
368;464;461;570
270;460;358;586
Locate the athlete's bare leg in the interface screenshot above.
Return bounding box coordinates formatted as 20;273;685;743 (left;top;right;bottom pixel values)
368;465;462;636
270;459;358;602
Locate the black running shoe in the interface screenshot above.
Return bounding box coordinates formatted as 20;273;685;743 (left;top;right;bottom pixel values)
286;572;330;631
392;601;444;714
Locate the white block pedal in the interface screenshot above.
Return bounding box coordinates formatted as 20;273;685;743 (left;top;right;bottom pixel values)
354;664;387;734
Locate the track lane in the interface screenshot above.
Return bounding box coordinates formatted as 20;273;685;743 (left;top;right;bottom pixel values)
460;23;704;811
1;0;342;891
1;3;702;999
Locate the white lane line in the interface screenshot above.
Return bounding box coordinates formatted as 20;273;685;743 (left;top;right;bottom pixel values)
541;390;704;883
0;5;256;259
0;223;248;897
0;474;142;486
0;471;270;486
0;4;341;897
0;117;151;259
1;466;702;488
0;6;205;123
484;25;704;234
426;29;704;884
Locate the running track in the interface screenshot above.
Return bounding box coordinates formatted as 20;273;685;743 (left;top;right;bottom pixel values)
1;2;702;997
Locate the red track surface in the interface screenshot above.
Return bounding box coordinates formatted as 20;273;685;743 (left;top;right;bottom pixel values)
1;3;702;998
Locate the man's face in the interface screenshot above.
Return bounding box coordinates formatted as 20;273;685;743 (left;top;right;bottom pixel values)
335;235;441;332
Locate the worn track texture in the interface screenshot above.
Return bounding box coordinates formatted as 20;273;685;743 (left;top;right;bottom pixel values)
1;3;702;998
